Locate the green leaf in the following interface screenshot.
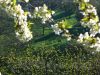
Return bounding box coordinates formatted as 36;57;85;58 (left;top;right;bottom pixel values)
65;18;77;29
80;3;86;10
13;0;16;5
82;17;89;22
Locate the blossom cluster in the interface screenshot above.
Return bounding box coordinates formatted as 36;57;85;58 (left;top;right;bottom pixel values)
79;0;100;35
33;4;55;24
51;20;71;41
78;0;100;52
0;0;33;42
77;32;100;52
33;4;72;40
0;0;11;4
14;4;33;42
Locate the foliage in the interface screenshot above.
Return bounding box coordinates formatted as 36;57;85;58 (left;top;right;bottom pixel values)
76;0;100;52
0;0;100;75
0;37;100;75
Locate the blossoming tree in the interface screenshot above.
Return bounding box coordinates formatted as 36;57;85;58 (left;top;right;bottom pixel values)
76;0;100;52
0;0;33;42
0;0;100;52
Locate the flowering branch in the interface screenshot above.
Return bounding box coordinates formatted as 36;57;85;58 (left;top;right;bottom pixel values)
77;0;100;52
0;0;33;42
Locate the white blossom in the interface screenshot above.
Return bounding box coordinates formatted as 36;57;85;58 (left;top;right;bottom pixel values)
34;4;55;24
84;0;89;2
14;4;33;42
77;33;84;42
0;0;33;42
35;7;39;12
24;0;29;3
0;72;1;75
89;19;97;25
51;24;63;35
0;0;11;4
90;37;100;52
84;32;89;39
80;12;88;16
15;25;33;42
96;46;100;52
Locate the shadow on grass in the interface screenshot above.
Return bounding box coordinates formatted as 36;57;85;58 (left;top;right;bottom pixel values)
34;32;58;43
